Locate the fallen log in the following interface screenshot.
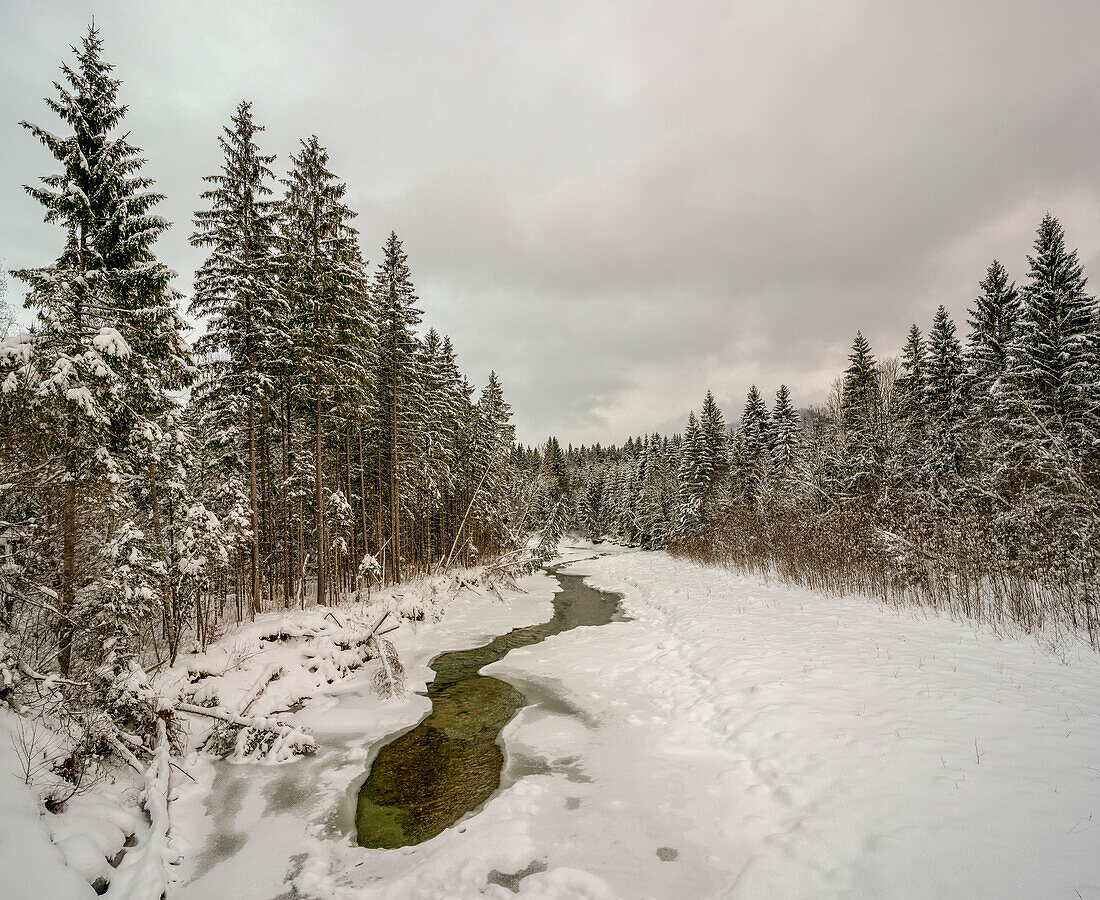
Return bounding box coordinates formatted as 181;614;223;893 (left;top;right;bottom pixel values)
108;717;180;900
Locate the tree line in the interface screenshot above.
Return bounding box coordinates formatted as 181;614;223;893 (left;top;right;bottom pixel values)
523;214;1100;646
0;27;520;691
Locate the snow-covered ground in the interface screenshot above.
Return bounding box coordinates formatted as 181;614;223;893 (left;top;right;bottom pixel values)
320;543;1100;899
5;542;1100;898
489;546;1100;899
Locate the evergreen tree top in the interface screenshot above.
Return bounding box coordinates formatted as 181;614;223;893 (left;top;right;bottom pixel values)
189;101;285;390
16;23;191;409
841;331;878;432
372;232;422;329
19;24;174;306
1026;214;1087;295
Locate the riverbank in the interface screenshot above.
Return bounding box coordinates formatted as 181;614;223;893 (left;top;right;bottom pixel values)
170;564;562;898
0;560;565;899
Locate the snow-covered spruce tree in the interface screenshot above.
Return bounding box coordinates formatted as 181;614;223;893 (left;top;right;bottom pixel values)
895;325;927;439
1006;214;1100;461
368;233;423;582
279;135;369;606
996;216;1100;631
184;363;256;618
922;305;968;492
962;261;1021;497
417;329;456;563
698;390;728;515
838;331;881;501
438;335;477;561
469;371;516;559
768;384;803;500
638;433;675;548
731;386;770;508
190;101;285;617
674;412;707;536
520;436;571;558
627;438;649;546
874;325;925;542
581;462;605;539
9;26;192;676
967;260;1020;398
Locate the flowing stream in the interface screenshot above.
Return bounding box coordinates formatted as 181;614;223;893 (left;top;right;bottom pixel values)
355;564;623;849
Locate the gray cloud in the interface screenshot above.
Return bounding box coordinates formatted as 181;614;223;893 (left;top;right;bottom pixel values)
4;0;1100;444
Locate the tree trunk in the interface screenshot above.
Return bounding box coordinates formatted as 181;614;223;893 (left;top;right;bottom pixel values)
315;392;325;607
345;429;353;593
391;357;402;583
148;467;178;665
59;482;76;677
358;430;368;595
58;222;86;677
248;401;262;618
259;401;271;607
283;398;292;607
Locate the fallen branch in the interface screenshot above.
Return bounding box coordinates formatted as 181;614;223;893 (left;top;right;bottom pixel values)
106;734;146;777
176;702;316;759
237;663;282;716
16;661;88;689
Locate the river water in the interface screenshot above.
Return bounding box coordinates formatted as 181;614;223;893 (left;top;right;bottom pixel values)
355;565;623;849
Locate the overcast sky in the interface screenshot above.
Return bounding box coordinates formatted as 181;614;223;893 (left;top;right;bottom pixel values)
3;1;1100;445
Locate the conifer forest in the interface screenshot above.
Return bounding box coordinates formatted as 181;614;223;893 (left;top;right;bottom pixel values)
2;30;524;674
1;12;1099;900
520;218;1100;645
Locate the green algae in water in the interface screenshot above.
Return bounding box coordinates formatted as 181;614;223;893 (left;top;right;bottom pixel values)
356;570;621;849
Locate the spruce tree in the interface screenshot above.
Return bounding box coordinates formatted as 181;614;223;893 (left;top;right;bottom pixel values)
732;386;770;507
473;370;515;555
417;329;459;559
370;233;423;580
967;259;1020;394
13;26;191;672
841;332;877;433
895;325;927;430
839;332;880;499
190;101;284;615
638;433;673;548
923;305;967;487
675;412;706;536
699;390;728;513
769;384;802;479
887;324;929;514
1008;214;1100;452
279;135;368;605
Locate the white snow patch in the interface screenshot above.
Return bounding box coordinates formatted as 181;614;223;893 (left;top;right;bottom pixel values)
0;711;98;898
91;326;131;358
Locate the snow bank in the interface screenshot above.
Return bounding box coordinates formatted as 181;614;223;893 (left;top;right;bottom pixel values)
494;546;1100;898
0;711;98;899
172;569;559;898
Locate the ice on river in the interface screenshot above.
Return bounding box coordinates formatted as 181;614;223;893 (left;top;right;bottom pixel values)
168;541;1100;898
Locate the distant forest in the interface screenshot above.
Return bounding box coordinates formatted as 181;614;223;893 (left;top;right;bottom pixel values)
520;214;1100;646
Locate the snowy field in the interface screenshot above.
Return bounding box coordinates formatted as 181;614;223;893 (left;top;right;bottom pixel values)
4;541;1100;898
